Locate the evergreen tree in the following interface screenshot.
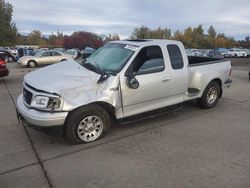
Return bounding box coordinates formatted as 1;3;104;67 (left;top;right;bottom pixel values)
0;0;17;46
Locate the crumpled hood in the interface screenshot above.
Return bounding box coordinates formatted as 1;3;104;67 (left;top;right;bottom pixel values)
24;61;120;111
25;61;100;93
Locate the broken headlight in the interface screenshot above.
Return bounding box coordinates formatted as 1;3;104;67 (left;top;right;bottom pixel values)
47;97;61;110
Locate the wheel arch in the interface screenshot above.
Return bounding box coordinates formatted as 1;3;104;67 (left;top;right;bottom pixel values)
90;101;116;119
65;101;116;124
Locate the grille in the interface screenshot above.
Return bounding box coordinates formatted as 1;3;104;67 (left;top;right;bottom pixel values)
23;88;33;105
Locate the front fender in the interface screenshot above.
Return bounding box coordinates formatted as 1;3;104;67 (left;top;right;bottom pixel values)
61;76;122;117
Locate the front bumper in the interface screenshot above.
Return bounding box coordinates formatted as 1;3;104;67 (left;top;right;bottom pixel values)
16;95;68;127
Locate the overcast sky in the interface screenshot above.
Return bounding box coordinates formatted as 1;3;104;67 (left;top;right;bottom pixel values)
8;0;250;39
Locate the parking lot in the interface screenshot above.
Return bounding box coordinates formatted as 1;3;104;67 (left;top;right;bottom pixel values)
0;62;250;188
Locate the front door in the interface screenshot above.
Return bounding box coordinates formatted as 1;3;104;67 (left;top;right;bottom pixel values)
120;45;173;118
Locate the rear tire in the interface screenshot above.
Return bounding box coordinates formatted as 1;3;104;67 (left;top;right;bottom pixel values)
197;81;221;109
27;60;37;68
64;104;110;144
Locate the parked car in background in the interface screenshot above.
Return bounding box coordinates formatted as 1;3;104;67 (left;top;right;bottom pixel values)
190;49;201;56
54;48;66;53
0;58;9;77
0;47;17;56
228;48;247;57
0;50;17;77
243;49;250;57
18;50;73;68
66;49;81;59
208;50;224;58
214;48;230;57
32;49;48;56
40;48;49;51
82;47;96;59
198;50;211;57
185;49;195;56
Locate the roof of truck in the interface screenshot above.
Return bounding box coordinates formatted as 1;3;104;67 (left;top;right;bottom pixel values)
109;39;182;47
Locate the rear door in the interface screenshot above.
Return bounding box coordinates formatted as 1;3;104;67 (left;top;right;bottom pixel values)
166;44;189;100
37;51;52;65
51;51;63;63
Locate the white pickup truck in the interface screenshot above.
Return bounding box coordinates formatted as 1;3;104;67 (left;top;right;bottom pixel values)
16;40;232;144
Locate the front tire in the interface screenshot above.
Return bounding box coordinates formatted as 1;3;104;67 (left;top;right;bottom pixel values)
65;104;110;144
197;81;221;109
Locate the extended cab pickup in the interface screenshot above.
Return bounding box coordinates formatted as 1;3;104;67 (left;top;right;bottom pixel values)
16;40;232;144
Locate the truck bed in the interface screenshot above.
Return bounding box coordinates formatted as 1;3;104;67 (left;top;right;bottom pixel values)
185;56;231;101
188;56;224;66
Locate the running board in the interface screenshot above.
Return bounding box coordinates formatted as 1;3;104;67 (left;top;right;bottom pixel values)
118;104;183;125
187;88;200;96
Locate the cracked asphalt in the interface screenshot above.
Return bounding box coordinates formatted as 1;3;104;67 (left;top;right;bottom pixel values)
0;63;250;188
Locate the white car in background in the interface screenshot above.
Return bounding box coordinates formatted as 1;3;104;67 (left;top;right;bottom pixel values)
228;49;247;57
185;49;195;56
243;49;250;57
65;49;80;59
18;50;73;68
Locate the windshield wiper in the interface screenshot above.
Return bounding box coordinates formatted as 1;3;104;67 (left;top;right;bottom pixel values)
81;61;110;84
81;61;99;74
93;62;109;76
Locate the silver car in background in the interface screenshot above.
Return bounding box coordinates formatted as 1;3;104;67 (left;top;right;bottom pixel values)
17;50;73;68
65;49;81;59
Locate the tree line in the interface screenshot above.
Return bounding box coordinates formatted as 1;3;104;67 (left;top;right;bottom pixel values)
15;30;119;49
131;25;250;49
1;0;250;49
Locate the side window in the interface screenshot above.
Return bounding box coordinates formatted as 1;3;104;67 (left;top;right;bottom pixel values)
52;51;62;56
42;51;51;57
132;46;164;75
167;45;184;69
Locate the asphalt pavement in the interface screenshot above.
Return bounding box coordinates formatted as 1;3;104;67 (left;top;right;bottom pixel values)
0;62;250;188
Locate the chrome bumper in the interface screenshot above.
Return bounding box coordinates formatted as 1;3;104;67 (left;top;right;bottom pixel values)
16;95;68;127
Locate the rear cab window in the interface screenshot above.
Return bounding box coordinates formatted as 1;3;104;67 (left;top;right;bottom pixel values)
167;44;184;70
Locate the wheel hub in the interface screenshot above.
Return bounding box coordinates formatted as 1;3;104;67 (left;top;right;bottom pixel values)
206;87;218;104
77;115;104;142
84;123;95;132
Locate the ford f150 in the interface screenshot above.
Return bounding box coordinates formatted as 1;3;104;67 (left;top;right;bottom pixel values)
16;40;232;144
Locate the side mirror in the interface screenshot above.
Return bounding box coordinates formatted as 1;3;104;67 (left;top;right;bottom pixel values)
127;75;139;89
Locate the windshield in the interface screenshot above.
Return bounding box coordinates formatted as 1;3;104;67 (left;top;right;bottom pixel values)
83;43;136;75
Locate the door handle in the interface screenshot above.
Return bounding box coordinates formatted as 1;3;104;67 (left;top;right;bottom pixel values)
162;78;170;82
